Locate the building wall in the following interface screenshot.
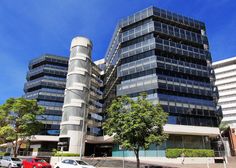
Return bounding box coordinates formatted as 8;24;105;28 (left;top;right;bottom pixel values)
24;6;222;157
24;54;68;136
213;57;236;128
104;6;221;156
105;6;221;129
59;37;104;154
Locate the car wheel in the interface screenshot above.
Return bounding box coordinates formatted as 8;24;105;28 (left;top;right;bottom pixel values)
8;164;11;168
21;165;24;168
56;167;60;168
33;166;36;168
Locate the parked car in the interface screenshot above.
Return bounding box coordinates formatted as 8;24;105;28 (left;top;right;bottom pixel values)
22;158;51;168
1;156;22;168
0;156;3;167
54;159;95;168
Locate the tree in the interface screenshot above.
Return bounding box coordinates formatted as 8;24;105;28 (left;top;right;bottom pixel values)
103;94;168;168
0;98;45;157
219;122;229;132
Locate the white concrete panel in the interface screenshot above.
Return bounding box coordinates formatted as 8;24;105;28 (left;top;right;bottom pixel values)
215;77;236;85
163;124;220;137
71;36;92;49
222;116;236;121
214;64;236;74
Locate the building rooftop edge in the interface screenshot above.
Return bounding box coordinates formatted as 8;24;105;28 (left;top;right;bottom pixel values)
213;56;236;67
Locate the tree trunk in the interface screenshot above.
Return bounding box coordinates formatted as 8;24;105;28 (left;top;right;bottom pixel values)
13;136;18;157
16;141;23;157
134;149;140;168
12;142;17;158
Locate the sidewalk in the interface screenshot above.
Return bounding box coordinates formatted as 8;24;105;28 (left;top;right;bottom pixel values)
86;157;236;168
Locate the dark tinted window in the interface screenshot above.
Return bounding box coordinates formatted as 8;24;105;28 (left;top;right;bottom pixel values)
26;158;32;162
11;158;21;161
76;160;88;165
62;160;70;164
34;159;46;163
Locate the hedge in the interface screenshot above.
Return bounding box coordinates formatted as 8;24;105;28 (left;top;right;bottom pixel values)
166;149;214;158
0;152;10;156
53;152;80;157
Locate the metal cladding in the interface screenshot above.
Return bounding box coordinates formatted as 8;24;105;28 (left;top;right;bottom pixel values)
60;36;92;154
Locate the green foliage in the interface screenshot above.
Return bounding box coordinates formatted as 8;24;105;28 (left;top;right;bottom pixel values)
53;152;80;157
166;149;214;158
52;148;58;156
103;93;168;168
219;122;229;132
0;152;10;156
3;152;10;156
0;98;45;156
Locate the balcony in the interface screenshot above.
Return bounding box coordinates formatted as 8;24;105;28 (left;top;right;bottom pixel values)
154;21;206;46
87;119;102;127
29;54;68;69
86;134;113;143
24;80;65;92
88;104;102;113
27;65;67;80
90;90;103;100
155;37;211;61
92;65;102;76
91;77;103;88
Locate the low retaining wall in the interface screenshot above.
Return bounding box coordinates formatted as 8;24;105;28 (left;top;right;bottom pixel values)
112;157;216;164
51;156;217;166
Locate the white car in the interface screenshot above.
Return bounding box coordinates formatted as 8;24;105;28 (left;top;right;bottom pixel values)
54;159;95;168
0;156;3;167
1;156;22;168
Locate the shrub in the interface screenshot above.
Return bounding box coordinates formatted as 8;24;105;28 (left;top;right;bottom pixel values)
0;152;10;156
51;149;58;156
166;149;214;158
4;152;10;156
53;152;80;157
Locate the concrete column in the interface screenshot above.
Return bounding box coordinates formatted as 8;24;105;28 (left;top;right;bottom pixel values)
59;36;92;155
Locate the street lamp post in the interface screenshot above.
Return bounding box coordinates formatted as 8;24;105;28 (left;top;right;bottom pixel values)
79;102;87;160
219;133;228;167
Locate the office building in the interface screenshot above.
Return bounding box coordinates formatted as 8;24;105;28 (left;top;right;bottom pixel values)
58;6;222;157
104;6;222;156
213;57;236;128
213;57;236;156
22;6;222;157
24;54;68;152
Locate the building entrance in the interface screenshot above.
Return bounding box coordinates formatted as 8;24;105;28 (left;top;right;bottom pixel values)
85;143;113;157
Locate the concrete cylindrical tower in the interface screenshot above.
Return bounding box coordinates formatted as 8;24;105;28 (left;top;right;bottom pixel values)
59;36;92;154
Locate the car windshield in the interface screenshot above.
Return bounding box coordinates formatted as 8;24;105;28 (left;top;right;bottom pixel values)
34;159;46;163
11;158;21;161
76;160;88;165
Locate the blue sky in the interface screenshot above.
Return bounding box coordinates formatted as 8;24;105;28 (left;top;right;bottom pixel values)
0;0;235;104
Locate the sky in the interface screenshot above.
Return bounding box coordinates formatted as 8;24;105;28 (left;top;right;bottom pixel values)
0;0;235;104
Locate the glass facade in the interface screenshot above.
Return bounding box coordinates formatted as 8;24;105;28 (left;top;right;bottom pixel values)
105;6;221;128
23;6;223;157
104;6;222;156
24;54;69;136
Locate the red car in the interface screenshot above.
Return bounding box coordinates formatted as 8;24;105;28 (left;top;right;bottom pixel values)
22;158;51;168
